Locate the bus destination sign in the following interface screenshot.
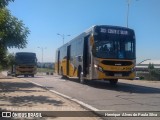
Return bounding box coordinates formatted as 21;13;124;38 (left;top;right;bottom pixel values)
100;28;129;35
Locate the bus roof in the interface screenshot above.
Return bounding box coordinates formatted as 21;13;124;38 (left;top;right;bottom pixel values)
15;52;36;56
85;25;134;32
57;25;134;50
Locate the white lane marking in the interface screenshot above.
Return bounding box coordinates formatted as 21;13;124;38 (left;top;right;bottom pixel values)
25;79;43;87
71;98;99;111
49;90;101;111
24;79;114;111
49;90;72;100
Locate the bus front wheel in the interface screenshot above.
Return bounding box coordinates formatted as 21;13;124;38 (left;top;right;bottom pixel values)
80;72;85;84
24;75;28;77
78;67;85;84
109;79;118;86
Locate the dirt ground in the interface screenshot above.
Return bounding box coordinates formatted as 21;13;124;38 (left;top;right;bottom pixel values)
0;72;100;120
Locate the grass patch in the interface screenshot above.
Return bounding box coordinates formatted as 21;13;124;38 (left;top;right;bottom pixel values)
37;68;54;73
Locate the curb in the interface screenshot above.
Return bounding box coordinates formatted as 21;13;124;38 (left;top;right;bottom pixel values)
24;79;100;112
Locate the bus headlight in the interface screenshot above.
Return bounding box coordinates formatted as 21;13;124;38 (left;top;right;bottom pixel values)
94;64;98;68
131;67;135;72
94;64;103;72
98;66;103;72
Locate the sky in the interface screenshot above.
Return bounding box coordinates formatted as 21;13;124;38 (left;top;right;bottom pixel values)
7;0;160;63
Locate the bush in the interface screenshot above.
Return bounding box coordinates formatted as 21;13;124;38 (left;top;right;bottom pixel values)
149;69;160;80
139;76;144;80
147;63;160;80
136;70;160;81
0;65;2;71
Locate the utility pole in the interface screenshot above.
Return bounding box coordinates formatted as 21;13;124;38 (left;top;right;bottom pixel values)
57;33;70;45
126;0;131;27
38;47;46;74
126;0;138;27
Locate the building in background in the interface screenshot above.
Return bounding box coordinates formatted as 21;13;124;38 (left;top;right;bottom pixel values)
136;60;160;71
37;62;54;69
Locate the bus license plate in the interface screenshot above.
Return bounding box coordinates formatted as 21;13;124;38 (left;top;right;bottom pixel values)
114;74;122;77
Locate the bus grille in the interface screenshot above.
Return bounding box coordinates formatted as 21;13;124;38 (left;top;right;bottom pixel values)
104;71;131;77
19;66;34;68
101;60;133;66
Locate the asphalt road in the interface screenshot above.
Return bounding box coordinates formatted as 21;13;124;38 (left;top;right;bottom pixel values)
19;75;160;112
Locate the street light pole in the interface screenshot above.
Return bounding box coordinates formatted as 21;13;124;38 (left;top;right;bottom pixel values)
126;0;138;28
137;59;151;65
38;47;46;73
126;0;131;28
57;33;70;45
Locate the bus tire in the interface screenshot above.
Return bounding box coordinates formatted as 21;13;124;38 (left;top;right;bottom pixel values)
78;66;81;80
61;67;63;75
78;66;84;83
109;79;118;86
80;72;85;84
78;66;85;84
24;75;28;77
61;67;65;79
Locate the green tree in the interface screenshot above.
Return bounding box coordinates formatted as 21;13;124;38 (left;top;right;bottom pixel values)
0;8;30;48
0;47;7;70
148;63;160;80
0;0;14;8
148;63;154;70
6;52;15;67
0;0;30;70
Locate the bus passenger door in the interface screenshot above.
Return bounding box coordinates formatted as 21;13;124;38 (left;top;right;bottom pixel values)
83;35;90;77
67;45;71;76
57;50;60;74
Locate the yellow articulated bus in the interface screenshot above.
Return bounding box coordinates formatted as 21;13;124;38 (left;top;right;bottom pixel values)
55;25;136;85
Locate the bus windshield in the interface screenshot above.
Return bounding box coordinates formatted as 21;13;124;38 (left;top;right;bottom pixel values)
92;34;136;59
15;55;37;65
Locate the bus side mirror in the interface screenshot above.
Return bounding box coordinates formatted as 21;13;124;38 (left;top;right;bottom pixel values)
77;56;82;62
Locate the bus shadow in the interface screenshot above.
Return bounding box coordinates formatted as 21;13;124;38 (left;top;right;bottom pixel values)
65;77;80;83
85;80;160;94
67;78;160;94
17;76;44;78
